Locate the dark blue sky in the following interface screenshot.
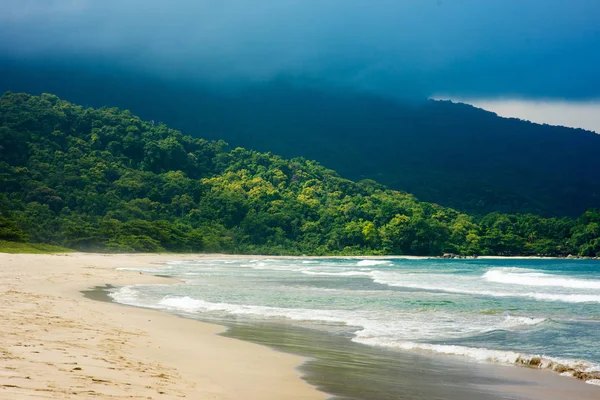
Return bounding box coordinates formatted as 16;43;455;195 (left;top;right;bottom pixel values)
1;0;600;100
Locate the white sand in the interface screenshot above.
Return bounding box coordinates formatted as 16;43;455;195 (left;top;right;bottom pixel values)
0;253;327;400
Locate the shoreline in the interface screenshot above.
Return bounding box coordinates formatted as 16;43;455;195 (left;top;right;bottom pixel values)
2;252;599;400
86;286;600;400
0;252;327;399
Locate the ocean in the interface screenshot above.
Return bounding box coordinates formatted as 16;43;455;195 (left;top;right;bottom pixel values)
108;257;600;398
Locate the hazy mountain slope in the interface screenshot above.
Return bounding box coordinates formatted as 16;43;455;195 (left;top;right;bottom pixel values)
1;92;599;256
226;86;600;217
2;62;599;217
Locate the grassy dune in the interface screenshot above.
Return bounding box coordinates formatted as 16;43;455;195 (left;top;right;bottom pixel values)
0;241;74;254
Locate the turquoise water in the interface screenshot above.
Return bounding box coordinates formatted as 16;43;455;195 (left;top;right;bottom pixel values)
111;258;600;380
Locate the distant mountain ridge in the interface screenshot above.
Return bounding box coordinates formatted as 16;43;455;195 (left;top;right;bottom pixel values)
1;62;599;217
2;92;599;257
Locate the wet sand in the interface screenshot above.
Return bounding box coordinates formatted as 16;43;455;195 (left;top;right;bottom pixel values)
2;252;599;400
0;253;325;399
223;321;600;400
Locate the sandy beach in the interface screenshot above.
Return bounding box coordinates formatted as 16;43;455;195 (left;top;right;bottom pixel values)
2;252;600;400
0;252;326;400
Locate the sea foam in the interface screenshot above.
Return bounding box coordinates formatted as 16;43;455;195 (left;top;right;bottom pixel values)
352;337;600;381
356;260;391;266
483;268;600;289
158;296;354;325
369;271;600;303
110;257;600;386
110;285;599;384
301;270;372;277
501;315;547;328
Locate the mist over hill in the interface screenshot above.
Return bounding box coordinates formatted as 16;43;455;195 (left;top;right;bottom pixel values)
1;61;599;217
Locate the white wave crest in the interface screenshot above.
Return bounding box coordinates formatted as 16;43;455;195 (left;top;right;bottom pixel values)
301;270;372;277
109;286;140;303
530;293;600;303
370;271;600;303
157;296;357;325
483;269;600;289
501;315;547;328
352;338;600;379
356;339;524;364
356;260;391;266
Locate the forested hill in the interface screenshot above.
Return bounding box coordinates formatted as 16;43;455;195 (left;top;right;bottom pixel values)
2;64;599;216
0;92;599;256
219;85;600;217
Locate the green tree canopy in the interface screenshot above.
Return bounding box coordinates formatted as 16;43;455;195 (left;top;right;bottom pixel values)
0;92;597;256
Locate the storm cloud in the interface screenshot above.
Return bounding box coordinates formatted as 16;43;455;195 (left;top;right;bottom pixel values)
1;0;599;99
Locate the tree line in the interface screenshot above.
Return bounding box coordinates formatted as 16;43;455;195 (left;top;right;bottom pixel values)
1;92;598;256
